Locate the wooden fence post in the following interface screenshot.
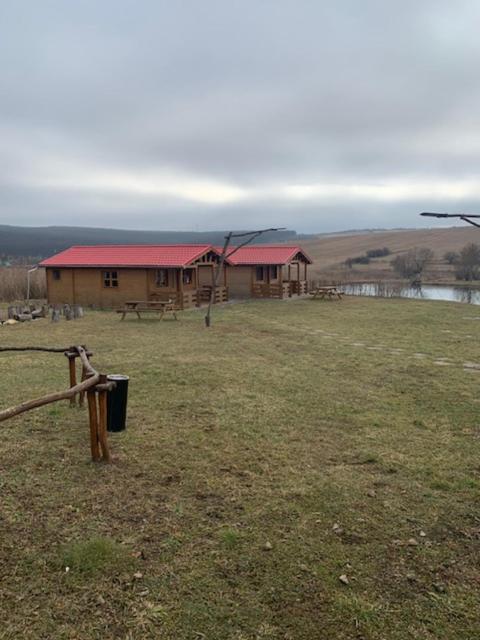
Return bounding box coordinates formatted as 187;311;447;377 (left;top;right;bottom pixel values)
67;352;77;407
87;388;101;462
97;374;111;463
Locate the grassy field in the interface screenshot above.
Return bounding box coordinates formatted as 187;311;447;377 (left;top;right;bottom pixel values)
1;297;480;639
303;227;480;284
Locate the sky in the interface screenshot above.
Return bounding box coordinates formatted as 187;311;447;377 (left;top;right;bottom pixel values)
1;0;480;233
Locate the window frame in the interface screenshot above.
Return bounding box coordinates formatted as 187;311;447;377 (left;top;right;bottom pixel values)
255;266;265;282
155;268;169;287
183;269;194;285
52;269;61;281
103;270;119;288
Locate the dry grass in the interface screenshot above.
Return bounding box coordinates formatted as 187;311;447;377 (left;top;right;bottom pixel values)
0;297;480;639
0;266;46;302
304;227;480;283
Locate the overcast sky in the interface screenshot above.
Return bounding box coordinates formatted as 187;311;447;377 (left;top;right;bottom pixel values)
1;1;480;233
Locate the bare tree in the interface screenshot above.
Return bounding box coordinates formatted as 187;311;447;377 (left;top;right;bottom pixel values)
391;247;434;281
444;251;459;265
204;228;285;327
454;243;480;281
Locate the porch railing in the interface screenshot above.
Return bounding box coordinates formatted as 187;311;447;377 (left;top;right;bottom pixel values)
252;281;308;298
291;280;308;295
252;283;288;298
198;285;228;304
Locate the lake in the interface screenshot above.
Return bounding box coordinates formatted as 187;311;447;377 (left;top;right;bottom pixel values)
340;282;480;305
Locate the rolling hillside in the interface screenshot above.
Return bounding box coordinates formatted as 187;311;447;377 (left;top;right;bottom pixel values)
304;226;480;282
0;225;303;260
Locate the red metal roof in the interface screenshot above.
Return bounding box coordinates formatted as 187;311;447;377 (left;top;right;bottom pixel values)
40;243;313;268
39;245;215;268
222;245;312;265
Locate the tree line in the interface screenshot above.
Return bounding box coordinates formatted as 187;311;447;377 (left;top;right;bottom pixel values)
345;242;480;282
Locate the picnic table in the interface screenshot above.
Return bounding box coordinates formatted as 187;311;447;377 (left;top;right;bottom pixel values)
309;286;344;301
117;300;179;321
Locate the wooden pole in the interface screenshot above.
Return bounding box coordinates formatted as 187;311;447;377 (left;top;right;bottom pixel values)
97;375;111;463
0;373;99;423
79;366;86;407
68;355;77;407
204;227;285;327
87;388;101;462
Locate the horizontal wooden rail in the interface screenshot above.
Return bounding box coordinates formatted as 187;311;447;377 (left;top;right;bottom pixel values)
0;345;114;463
0;374;100;422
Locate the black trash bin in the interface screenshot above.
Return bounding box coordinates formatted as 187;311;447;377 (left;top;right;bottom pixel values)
107;374;129;432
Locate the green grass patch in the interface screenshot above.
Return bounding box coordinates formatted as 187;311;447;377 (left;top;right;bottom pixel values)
61;536;132;576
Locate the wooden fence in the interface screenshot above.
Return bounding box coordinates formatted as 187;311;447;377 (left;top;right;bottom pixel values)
0;345;114;462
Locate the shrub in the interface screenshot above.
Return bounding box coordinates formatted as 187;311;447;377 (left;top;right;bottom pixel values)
391;247;434;280
345;248;390;268
366;247;391;258
454;243;480;281
345;255;371;268
444;251;459;265
0;267;46;302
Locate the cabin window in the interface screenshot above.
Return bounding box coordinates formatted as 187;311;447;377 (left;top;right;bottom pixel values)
103;271;118;288
183;269;193;285
255;266;265;282
270;265;278;280
155;268;168;287
52;269;61;281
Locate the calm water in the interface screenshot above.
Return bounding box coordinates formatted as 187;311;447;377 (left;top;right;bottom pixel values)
340;283;480;305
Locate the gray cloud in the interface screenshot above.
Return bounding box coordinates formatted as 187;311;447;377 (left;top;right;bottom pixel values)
1;0;480;231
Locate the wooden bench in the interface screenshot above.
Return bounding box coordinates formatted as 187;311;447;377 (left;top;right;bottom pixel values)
117;300;179;321
309;286;344;301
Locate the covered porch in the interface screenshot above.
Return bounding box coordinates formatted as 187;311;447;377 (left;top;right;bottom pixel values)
146;250;228;309
251;260;309;299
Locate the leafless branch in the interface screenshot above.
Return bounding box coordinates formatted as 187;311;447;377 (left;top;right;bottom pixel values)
204;227;286;327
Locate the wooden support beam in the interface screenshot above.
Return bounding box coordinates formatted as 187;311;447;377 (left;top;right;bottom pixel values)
67;355;77;407
97;374;111;463
87;388;101;462
0;373;100;423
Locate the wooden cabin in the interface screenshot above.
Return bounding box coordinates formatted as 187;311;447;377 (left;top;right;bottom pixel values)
40;245;227;309
223;245;312;299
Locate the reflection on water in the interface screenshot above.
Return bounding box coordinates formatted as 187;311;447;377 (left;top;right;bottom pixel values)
340;283;480;305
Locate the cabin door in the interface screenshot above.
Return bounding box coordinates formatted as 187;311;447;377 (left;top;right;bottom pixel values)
198;265;214;288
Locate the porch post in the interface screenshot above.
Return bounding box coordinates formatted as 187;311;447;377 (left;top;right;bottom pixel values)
179;268;184;309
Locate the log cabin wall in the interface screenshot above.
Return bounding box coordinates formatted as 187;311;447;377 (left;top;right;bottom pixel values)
46;266;210;308
46;267;150;307
225;265;253;297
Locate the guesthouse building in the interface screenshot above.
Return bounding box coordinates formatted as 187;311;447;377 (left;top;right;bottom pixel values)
40;243;312;307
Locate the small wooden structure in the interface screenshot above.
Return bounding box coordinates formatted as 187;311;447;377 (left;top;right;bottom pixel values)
117;300;179;320
40;245;228;310
309;286;344;300
223;245;312;299
0;345;114;462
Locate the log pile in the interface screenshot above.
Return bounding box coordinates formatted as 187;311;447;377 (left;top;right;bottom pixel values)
0;304;84;325
0;345;113;462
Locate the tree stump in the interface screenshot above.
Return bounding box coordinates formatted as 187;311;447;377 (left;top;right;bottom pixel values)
73;305;84;319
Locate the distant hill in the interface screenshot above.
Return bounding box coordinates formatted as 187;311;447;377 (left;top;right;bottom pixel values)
0;225;306;261
302;226;480;282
